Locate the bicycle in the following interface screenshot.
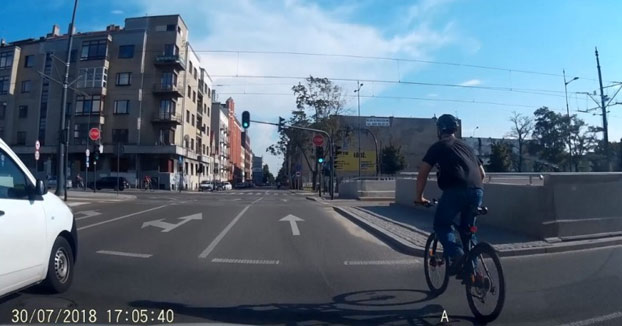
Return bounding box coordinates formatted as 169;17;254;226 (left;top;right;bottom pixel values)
421;199;505;323
142;179;154;192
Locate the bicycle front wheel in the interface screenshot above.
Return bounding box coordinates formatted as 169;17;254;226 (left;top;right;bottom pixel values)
465;242;505;323
424;233;449;295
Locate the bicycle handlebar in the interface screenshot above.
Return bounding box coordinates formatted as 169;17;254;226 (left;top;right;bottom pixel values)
415;198;488;216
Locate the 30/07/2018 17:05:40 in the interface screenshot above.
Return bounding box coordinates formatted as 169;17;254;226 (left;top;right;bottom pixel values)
10;309;175;324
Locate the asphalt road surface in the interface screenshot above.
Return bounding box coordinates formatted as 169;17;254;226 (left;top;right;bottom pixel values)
1;189;622;325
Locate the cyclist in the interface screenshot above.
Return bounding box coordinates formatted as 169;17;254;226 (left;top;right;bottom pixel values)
414;114;486;281
143;175;151;190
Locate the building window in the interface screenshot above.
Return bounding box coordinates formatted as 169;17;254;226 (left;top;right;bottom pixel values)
114;100;129;114
192;91;196;103
189;61;193;72
191;114;195;126
112;129;129;144
159;99;176;117
75;95;102;115
166;24;176;31
21;80;32;93
16;131;26;145
161;72;177;88
18;106;28;118
0;76;8;95
78;67;107;88
157;129;174;145
164;44;178;56
0;52;13;69
116;72;131;86
187;85;191;98
24;55;34;68
0;102;5;119
186;110;190;123
191;139;195;150
194;68;197;80
118;45;134;58
184;162;188;174
80;40;107;60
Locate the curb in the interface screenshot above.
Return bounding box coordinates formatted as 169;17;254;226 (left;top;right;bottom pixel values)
333;206;424;256
333;205;622;258
66;192;137;201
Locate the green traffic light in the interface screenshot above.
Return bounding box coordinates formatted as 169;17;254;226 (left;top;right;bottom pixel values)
243;122;249;128
318;158;324;163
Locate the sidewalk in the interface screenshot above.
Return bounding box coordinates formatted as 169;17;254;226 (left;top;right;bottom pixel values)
333;202;622;257
65;190;136;201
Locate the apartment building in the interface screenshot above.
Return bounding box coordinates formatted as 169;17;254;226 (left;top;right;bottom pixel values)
210;99;230;182
242;130;252;182
0;15;222;189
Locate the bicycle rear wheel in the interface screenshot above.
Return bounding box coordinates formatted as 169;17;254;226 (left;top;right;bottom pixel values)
424;233;449;295
465;242;505;323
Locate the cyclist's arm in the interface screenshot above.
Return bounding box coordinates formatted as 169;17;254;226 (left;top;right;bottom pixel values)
479;164;486;181
415;162;432;202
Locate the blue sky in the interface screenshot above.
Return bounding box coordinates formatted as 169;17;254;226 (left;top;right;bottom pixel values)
2;0;621;171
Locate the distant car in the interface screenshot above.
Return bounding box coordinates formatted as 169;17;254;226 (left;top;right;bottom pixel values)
88;177;130;191
47;177;72;189
223;182;233;190
0;137;77;298
199;181;213;192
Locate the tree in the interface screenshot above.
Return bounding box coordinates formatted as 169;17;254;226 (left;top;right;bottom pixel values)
262;164;275;185
268;76;347;190
380;145;406;175
531;107;569;170
506;112;533;172
487;142;512;172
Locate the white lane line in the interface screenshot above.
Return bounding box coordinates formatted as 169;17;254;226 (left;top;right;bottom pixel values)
211;258;279;265
78;205;168;231
75;210;102;220
558;312;622;326
198;197;263;258
67;202;90;207
344;259;421;266
96;250;152;258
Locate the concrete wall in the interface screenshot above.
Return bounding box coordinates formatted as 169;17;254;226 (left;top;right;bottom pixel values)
395;173;622;239
338;180;396;199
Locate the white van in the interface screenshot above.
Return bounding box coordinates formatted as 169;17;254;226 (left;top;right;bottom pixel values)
0;138;77;298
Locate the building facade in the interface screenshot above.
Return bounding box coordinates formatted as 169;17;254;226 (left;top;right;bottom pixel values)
241;131;252;182
210;99;230;182
0;15;239;189
252;155;263;185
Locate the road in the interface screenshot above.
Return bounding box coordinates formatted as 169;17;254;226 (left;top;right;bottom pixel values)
1;189;622;325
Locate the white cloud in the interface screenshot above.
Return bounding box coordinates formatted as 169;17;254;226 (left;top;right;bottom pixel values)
111;9;124;15
132;0;463;171
459;79;481;86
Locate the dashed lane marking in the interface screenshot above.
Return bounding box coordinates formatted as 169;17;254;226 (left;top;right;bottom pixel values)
344;259;421;266
96;250;152;258
67;202;90;207
211;258;280;265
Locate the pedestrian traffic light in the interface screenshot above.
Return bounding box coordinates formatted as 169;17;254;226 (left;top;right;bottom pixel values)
316;146;325;164
278;117;285;132
242;111;250;129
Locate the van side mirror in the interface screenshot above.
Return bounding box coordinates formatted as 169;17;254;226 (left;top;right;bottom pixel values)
35;179;47;196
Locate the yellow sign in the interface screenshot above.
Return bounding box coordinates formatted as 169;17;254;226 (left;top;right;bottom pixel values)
335;151;376;172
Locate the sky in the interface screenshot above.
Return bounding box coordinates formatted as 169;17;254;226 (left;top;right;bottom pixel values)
2;0;622;172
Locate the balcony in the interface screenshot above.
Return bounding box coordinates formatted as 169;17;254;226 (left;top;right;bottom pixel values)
196;127;202;136
152;83;183;98
152;112;182;125
73;110;105;125
198;80;205;95
154;54;186;71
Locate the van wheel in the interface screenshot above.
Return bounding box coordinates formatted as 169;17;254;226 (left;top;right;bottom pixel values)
42;237;74;293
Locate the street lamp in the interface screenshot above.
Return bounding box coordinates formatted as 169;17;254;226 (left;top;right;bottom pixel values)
472;126;479;138
563;70;579;171
354;82;364;177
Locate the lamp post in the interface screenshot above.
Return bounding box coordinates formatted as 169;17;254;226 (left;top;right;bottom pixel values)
471;126;479;138
563;70;579;171
354;82;364;177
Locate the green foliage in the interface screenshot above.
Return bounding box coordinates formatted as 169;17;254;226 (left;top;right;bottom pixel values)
486;142;513;172
380;145;406;175
262;164;275;184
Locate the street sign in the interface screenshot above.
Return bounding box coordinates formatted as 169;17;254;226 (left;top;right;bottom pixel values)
85;149;90;157
34;151;40;161
89;128;101;141
312;134;324;146
35;140;40;150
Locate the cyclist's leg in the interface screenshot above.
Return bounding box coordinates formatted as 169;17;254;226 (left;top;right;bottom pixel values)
460;187;484;275
433;188;465;263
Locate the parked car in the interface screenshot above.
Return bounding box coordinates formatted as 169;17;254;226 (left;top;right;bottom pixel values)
0;137;77;298
222;182;233;190
199;181;214;192
47;177;72;189
88;177;130;191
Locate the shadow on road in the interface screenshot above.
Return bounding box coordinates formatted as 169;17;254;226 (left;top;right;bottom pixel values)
130;289;484;325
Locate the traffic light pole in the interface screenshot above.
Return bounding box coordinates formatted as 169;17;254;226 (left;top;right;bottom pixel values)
250;119;335;199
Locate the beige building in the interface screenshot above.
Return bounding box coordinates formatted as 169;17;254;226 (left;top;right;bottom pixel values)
0;15;223;189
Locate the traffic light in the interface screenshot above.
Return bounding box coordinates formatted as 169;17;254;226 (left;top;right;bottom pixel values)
242;111;250;129
316;146;325;164
278;117;285;132
94;146;100;161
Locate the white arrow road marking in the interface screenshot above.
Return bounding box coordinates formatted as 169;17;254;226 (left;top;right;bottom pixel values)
75;210;102;220
141;213;202;232
280;214;304;236
79;205;168;231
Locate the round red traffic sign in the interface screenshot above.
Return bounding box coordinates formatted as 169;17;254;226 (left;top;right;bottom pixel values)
89;128;100;141
312;134;324;146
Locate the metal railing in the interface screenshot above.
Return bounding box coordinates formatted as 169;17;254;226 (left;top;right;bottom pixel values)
398;172;546;185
